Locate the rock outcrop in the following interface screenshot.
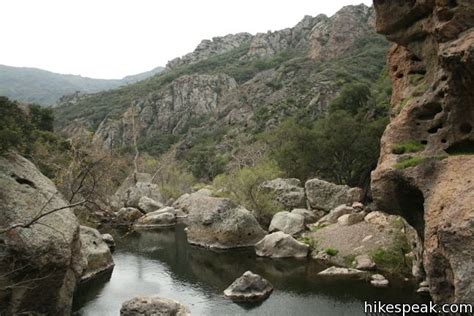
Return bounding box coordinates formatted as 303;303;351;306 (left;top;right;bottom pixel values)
92;74;238;150
79;226;114;282
166;33;253;69
120;296;190;316
309;5;375;61
372;0;474;303
0;153;85;315
57;4;386;161
307;211;423;277
305;178;363;212
223;271;273;302
174;193;265;249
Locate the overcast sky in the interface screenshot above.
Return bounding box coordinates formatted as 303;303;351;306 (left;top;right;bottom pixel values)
0;0;372;79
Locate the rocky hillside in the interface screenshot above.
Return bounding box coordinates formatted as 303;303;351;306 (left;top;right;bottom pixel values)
0;64;164;106
371;0;473;303
55;4;388;160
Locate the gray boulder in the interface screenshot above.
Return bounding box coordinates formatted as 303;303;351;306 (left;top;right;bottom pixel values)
80;226;114;282
305;178;362;211
316;204;355;225
0;153;86;315
255;232;309;258
138;196;164;213
269;211;305;236
355;254;376;270
318;266;367;278
337;212;366;226
101;233;115;252
175;193;265;249
134;207;177;229
291;208;322;224
116;207;143;226
120;296;190;316
112;173;163;210
260;178;305;209
224;271;273;302
370;274;389;288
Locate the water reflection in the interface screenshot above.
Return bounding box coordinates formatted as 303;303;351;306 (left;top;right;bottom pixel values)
73;224;427;316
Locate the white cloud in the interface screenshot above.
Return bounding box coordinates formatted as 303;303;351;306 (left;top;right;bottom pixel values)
0;0;372;79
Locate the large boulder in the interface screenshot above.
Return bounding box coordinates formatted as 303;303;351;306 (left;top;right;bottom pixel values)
268;211;305;236
138;196;164;213
116;207;143;226
291;208;322;224
101;233;115;252
174;193;265;249
112;173;163;210
260;178;306;209
134;207;177;229
255;232;309;258
120;296;190;316
0;153;86;315
305;178;362;211
224;271;273;302
79;226;114;282
372;0;474;303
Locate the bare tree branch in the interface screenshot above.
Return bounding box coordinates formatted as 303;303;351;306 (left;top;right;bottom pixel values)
0;200;86;234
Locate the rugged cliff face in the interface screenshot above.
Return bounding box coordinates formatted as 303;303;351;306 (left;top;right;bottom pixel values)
372;0;473;303
57;4;384;154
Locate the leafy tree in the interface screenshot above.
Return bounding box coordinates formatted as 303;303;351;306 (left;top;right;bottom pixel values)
213;160;284;226
330;82;371;115
0;97;33;153
30;104;54;131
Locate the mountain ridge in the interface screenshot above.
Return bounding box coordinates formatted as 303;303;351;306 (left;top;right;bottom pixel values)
0;64;164;106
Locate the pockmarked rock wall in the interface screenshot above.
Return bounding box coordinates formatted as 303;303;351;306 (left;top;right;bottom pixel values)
372;0;473;303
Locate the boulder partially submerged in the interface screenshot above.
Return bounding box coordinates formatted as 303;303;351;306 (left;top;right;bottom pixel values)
174;193;265;249
120;296;190;316
79;226;114;282
223;271;273;302
116;207;143;226
134;207;177;229
318;266;367;279
255;232;309;258
138;196;164;213
370;274;389;288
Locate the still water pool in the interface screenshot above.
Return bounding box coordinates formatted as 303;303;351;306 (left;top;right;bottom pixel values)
73;224;426;315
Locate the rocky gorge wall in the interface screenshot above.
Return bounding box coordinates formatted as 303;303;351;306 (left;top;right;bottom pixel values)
371;0;473;303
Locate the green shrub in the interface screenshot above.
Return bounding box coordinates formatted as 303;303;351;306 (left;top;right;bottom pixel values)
325;248;339;256
391;142;425;155
370;248;407;273
212;160;284;225
299;237;317;249
393;155;445;169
